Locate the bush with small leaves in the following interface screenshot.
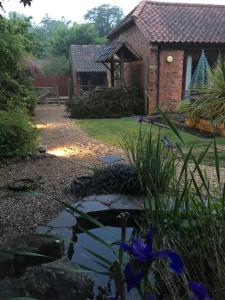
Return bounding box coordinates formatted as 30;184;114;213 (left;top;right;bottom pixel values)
0;111;39;160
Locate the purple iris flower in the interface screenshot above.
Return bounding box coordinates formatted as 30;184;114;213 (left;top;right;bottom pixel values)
124;263;144;292
161;136;169;142
160;136;174;149
118;231;183;275
188;281;214;300
139;115;145;123
146;293;156;300
148;117;155;124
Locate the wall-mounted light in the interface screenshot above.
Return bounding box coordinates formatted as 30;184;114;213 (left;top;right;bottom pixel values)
166;56;173;63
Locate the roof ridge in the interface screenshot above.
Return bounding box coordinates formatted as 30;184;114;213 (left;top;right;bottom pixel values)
70;45;104;47
132;1;147;17
145;1;225;8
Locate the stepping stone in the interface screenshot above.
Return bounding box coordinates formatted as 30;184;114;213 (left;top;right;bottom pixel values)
97;155;124;164
48;210;77;227
77;201;109;213
76;194;146;212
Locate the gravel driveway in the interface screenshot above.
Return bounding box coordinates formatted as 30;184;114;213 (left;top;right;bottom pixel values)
0;104;123;241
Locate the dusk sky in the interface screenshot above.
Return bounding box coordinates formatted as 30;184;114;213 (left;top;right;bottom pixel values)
3;0;225;24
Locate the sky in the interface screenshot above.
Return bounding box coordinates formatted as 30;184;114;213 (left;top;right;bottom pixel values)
3;0;225;24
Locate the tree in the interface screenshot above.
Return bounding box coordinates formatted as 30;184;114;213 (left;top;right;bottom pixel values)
50;23;105;57
31;15;70;58
0;15;36;113
84;4;124;37
0;0;32;9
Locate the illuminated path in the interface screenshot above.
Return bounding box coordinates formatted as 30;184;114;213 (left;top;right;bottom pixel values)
36;104;123;162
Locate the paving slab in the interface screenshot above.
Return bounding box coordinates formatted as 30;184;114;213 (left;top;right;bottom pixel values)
97;155;124;164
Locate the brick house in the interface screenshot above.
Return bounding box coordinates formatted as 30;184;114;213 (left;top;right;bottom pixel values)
96;1;225;114
70;45;107;96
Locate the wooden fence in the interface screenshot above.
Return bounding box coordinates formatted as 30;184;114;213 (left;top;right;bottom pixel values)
33;76;69;96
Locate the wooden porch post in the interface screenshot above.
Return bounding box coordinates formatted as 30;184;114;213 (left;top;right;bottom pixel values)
111;62;114;87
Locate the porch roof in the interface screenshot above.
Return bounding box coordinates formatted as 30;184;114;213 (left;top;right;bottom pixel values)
95;40;141;63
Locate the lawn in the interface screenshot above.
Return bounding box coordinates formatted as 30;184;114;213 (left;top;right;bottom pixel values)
76;117;225;166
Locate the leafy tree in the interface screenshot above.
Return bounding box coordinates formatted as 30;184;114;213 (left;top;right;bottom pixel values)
0;15;36;113
31;15;70;58
41;55;70;76
8;12;35;53
84;4;124;37
0;0;32;9
31;15;105;58
50;23;105;57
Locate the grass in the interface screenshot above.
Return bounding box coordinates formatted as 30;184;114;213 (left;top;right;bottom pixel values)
76;117;225;166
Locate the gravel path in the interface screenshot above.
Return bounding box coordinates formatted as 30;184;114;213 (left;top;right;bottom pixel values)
0;104;124;241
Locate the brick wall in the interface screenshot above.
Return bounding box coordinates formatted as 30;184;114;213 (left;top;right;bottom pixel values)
109;24;149;90
109;25;185;114
148;48;184;113
159;50;184;111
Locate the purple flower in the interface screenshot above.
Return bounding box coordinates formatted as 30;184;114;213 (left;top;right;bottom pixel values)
188;281;214;300
161;136;169;142
146;293;156;300
148;117;155;124
160;136;174;149
139;115;144;123
118;231;183;274
124;263;144;292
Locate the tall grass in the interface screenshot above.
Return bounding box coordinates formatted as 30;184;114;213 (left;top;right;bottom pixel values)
122;126;176;197
123;119;225;299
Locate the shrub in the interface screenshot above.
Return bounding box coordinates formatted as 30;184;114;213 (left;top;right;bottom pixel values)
176;100;192;114
41;56;70;76
0;15;37;114
66;87;145;118
191;59;225;120
0;111;39;160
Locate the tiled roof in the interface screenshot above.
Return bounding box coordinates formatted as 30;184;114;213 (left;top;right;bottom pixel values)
108;1;225;44
96;40;141;63
70;45;107;72
96;40;123;63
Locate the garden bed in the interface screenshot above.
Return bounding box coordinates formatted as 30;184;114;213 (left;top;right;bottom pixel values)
185;118;225;137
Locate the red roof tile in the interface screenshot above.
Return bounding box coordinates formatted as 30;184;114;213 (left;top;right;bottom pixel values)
109;1;225;44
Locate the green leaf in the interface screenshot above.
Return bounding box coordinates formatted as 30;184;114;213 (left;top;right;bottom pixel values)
77;263;108;275
79;226;113;250
6;298;38;300
158;108;184;143
83;246;113;266
59;200;105;228
0;249;47;258
47;264;92;273
214;138;221;187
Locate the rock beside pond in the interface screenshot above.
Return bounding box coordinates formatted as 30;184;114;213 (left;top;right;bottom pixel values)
0;234;64;278
0;258;94;300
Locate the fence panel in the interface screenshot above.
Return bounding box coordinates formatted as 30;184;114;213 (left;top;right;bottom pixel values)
33;76;69;96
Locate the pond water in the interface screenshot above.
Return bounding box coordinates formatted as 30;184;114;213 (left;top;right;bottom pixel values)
36;208;141;298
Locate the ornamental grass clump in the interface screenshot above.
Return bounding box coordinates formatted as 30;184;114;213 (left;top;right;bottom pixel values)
122;122;177;196
191;59;225;121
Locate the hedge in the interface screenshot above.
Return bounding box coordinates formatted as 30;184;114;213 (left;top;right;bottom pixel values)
66;87;145;119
